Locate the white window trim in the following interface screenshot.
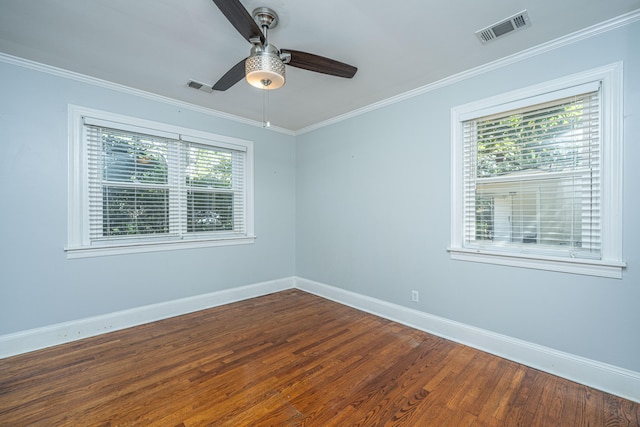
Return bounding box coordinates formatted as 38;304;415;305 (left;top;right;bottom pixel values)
66;105;255;259
449;62;625;278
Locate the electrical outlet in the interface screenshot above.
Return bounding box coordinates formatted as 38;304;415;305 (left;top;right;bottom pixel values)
411;290;419;302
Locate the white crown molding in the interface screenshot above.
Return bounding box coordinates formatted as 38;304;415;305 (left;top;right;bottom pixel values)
0;277;294;359
0;52;295;136
295;276;640;403
296;9;640;135
3;11;638;138
1;9;637;137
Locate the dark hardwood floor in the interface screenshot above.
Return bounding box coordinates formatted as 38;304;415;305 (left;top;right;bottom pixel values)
0;289;638;426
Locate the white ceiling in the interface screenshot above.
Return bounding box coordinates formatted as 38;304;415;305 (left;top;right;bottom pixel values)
1;0;639;131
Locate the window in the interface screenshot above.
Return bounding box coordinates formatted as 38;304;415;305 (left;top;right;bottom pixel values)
450;63;625;278
67;106;254;258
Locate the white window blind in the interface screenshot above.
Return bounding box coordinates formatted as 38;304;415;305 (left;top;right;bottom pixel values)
84;124;248;245
183;141;246;236
462;88;601;259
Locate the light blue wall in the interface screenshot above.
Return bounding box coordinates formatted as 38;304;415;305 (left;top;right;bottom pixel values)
296;22;640;372
0;61;296;334
1;19;638;377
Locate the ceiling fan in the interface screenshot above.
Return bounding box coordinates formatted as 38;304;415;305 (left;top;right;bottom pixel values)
210;0;358;91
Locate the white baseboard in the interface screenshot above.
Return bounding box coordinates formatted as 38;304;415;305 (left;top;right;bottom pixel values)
0;277;294;359
295;276;640;403
2;275;638;403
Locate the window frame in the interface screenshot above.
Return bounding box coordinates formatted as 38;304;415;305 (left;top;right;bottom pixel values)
66;105;255;258
449;63;625;278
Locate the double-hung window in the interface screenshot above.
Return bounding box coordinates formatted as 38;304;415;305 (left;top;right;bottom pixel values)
449;63;624;278
67;106;254;258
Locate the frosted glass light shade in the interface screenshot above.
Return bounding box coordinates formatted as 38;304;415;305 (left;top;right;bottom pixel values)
245;53;285;90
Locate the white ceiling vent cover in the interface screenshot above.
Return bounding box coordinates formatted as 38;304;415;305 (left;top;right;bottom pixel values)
475;10;531;44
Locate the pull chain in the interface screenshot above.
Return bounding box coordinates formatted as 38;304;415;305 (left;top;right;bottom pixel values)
262;82;271;128
261;24;271;128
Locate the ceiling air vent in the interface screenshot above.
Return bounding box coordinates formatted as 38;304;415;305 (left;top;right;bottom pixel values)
187;80;213;93
475;10;531;44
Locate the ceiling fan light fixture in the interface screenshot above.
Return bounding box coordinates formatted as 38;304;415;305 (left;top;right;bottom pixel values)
245;51;285;90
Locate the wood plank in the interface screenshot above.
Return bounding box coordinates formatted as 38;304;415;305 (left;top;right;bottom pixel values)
0;289;638;426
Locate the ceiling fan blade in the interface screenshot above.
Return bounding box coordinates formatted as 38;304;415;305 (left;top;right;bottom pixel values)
281;49;357;78
212;0;265;45
213;58;247;91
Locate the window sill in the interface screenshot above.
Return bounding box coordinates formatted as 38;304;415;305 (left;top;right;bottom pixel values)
447;247;626;279
65;236;256;259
